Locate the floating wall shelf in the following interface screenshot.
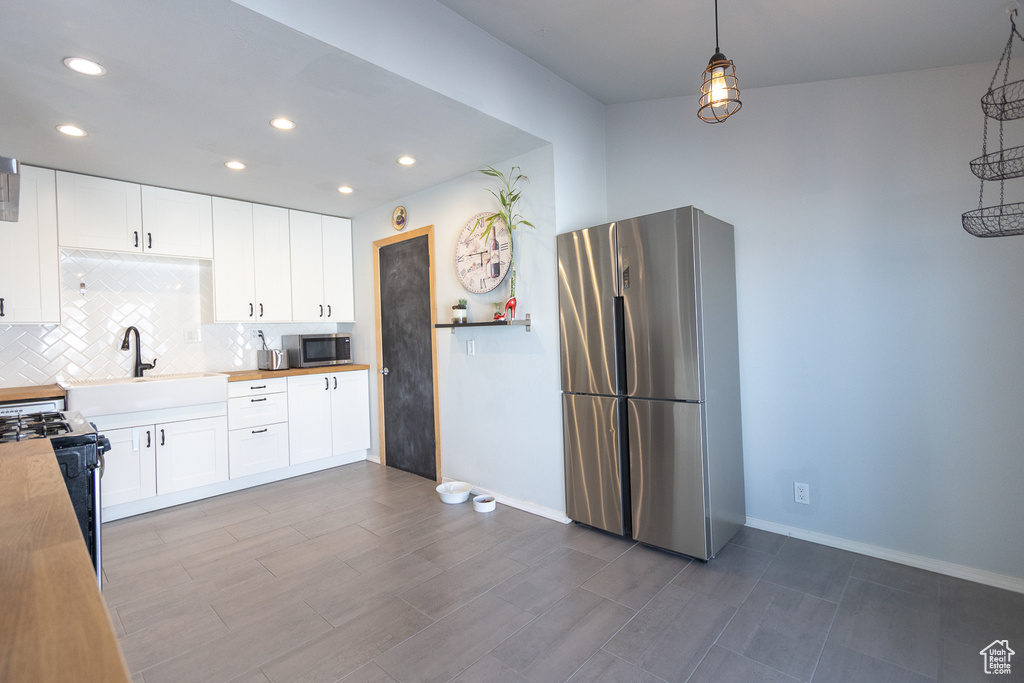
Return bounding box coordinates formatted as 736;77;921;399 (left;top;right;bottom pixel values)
434;313;531;332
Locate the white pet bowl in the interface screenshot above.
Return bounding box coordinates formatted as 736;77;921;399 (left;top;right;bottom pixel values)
436;481;472;504
473;495;496;513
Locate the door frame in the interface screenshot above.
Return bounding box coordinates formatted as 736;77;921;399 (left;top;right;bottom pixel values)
372;224;442;480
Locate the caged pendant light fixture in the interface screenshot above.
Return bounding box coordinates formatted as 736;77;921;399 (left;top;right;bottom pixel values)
698;0;742;123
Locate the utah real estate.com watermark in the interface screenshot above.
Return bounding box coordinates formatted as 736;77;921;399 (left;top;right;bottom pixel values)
980;640;1015;675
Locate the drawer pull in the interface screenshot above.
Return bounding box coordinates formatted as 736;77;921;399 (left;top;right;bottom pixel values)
250;397;268;403
251;385;266;390
251;428;268;434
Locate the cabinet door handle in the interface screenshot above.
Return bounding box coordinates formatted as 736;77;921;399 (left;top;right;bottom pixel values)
251;428;268;434
250;397;267;403
333;376;338;389
146;430;151;448
259;303;264;317
134;231;139;248
0;297;4;317
160;429;165;446
147;232;153;249
319;304;324;318
249;303;254;317
327;304;332;318
324;377;329;390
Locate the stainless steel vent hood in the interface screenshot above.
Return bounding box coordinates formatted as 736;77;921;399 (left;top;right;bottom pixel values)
0;156;21;222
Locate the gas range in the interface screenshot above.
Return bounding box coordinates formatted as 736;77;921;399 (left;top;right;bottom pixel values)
0;410;97;447
0;408;109;587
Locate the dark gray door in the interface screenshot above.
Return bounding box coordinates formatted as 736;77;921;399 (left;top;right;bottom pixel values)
378;235;436;480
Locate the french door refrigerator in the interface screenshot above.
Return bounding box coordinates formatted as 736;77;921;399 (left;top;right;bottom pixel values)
557;206;745;560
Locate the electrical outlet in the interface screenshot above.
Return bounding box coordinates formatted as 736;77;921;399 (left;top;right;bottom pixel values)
184;328;202;344
251;330;262;341
794;482;810;505
466;339;476;356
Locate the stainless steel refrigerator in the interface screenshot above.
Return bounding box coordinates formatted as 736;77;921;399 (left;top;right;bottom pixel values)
557;206;745;560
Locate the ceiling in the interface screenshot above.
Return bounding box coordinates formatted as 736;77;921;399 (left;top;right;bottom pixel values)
0;0;545;217
436;0;1019;104
0;0;1016;219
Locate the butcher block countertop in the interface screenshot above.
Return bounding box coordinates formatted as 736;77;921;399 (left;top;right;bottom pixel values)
0;384;66;404
0;440;131;683
224;364;371;382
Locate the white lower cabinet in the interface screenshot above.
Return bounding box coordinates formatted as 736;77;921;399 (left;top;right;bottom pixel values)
154;416;229;495
287;370;370;465
97;409;229;509
101;426;157;506
227;378;289;478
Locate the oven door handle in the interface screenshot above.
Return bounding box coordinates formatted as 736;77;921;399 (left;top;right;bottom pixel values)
93;458;103;590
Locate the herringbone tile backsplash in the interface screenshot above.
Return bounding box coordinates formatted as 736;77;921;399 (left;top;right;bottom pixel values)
0;250;336;387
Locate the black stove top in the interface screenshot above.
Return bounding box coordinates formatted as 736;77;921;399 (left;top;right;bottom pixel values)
0;410;98;446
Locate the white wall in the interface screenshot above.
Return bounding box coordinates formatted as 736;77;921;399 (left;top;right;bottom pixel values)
605;62;1024;581
351;146;564;512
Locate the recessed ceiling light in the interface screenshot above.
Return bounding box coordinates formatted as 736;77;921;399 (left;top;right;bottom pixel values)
56;124;87;137
224;160;247;170
337;186;354;194
397;156;416;166
270;117;295;130
63;57;106;76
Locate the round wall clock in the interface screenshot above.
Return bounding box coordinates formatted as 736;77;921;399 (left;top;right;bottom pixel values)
392;206;407;231
454;212;511;294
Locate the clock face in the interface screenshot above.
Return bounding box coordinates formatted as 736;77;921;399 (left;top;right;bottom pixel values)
455;212;511;294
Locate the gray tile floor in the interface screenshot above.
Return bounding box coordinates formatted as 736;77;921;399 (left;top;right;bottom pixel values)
102;461;1024;683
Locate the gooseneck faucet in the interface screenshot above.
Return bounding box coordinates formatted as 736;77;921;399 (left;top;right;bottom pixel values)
120;326;157;377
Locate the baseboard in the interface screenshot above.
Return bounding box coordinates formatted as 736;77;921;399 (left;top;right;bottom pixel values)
441;477;571;524
745;516;1024;595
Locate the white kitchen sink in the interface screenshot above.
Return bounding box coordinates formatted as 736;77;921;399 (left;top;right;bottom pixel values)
60;372;228;416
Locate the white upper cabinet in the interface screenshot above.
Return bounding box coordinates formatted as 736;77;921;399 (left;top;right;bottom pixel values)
57;171;212;258
251;203;292;322
140;186;213;258
0;166;60;324
322;215;355;323
289;210;326;322
212;198;292;322
56;171;143;253
212;197;256;321
289;210;354;322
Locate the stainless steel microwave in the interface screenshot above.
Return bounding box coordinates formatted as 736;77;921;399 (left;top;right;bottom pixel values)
281;334;353;368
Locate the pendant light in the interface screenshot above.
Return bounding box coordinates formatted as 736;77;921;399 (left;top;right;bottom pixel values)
698;0;742;123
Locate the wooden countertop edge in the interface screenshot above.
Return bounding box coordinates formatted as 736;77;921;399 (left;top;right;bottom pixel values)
0;367;372;401
0;384;66;403
224;365;371;382
0;440;131;683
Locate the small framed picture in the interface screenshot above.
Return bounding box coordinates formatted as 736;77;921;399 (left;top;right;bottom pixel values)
392;206;407;231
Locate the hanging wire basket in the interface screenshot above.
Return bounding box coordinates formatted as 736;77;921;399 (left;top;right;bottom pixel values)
970;144;1024;181
981;80;1024;120
962;10;1024;237
962;202;1024;237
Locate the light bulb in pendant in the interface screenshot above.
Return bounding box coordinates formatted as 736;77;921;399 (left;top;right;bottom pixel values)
710;65;728;106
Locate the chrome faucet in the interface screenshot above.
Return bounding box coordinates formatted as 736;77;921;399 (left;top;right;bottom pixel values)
120;326;157;377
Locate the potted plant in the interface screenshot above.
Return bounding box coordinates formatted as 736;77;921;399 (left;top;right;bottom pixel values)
472;166;534;319
452;298;468;323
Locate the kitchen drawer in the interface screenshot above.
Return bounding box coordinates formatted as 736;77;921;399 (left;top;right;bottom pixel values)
228;392;288;429
229;422;289;479
227;377;287;399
